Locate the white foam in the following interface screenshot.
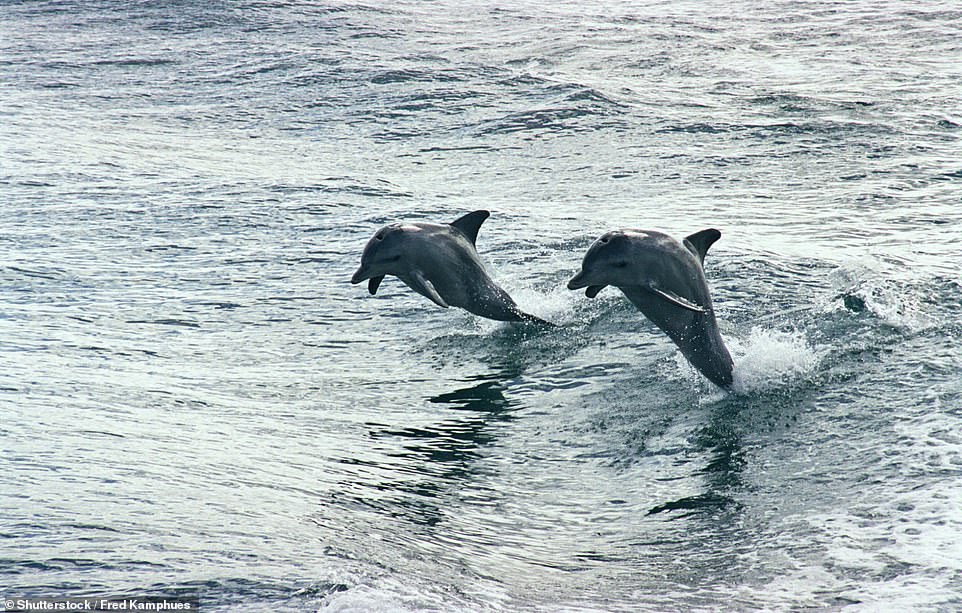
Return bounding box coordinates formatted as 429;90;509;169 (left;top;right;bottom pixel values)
320;584;420;613
319;575;501;613
510;285;581;325
728;327;821;394
825;261;936;332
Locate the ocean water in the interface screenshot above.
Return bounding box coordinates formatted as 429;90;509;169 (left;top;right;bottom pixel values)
2;1;961;611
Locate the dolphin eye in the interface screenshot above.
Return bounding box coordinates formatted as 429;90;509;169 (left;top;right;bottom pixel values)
614;261;628;268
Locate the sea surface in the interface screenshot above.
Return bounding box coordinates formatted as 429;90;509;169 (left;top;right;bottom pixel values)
2;1;961;611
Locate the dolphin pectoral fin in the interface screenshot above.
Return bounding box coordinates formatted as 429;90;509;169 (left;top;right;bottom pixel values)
644;283;706;313
449;210;490;246
683;228;722;265
368;275;384;295
409;271;448;308
585;285;607;298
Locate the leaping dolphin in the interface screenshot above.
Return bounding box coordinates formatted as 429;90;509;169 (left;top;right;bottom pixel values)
567;228;734;389
351;210;552;325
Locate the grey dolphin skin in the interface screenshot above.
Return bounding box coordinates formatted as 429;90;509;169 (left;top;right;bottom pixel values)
567;228;734;389
351;210;552;325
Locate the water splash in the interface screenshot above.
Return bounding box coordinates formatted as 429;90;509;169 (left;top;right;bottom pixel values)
319;575;501;613
509;284;581;326
826;261;938;332
728;327;821;394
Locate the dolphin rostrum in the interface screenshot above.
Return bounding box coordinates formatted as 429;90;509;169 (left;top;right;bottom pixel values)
567;228;734;389
351;210;552;325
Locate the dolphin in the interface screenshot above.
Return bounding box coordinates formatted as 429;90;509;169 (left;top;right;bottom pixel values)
567;228;734;389
351;210;552;325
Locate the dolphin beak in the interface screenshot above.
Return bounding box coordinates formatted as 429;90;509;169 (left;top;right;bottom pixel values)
350;265;370;285
567;270;589;290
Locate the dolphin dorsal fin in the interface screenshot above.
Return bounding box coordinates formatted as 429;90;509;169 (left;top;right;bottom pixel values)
683;228;722;264
450;210;490;245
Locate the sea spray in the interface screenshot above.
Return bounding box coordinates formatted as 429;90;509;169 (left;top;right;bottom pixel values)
729;327;821;394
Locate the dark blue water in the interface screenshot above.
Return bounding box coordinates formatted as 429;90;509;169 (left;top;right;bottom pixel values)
2;1;961;611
